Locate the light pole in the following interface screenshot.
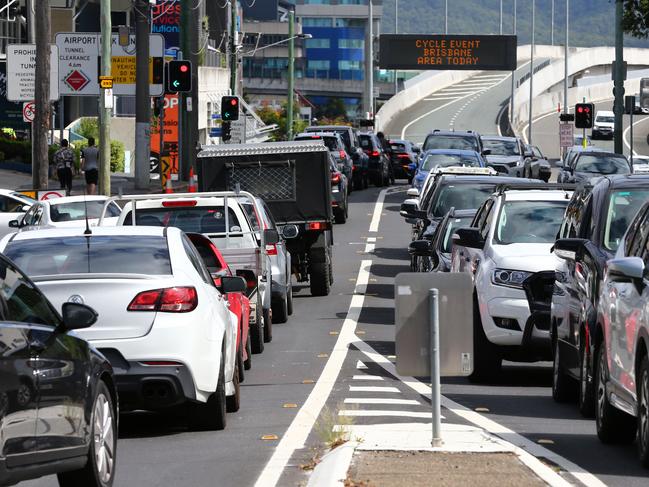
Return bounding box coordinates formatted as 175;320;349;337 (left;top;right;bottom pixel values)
287;10;295;141
499;0;503;35
613;0;624;154
364;0;374;117
528;0;535;144
510;0;516;124
564;0;569;115
551;0;554;45
394;0;398;93
444;0;448;34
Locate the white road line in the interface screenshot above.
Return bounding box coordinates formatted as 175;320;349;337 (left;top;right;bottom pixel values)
339;410;437;419
352;339;605;487
423;96;462;102
352;375;384;381
436;89;482;95
344;398;421;406
472;74;509;79
623;113;649;156
521;110;560;144
349;385;400;393
356;361;368;369
252;187;393;487
368;187;388;233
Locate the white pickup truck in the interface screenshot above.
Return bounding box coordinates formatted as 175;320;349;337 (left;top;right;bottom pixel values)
103;191;275;355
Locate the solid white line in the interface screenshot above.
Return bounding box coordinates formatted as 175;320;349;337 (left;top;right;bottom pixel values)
472;74;509;79
252;187;392;487
368;187;388;233
423;96;462;102
356;361;368;370
339;410;437;419
352;339;605;487
623;113;649;156
436;89;482;95
352;375;384;381
349;385;400;393
521;110;559;144
344;398;421;406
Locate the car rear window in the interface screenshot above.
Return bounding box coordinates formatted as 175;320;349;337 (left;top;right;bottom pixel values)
575;155;630;175
123;206;243;234
295;135;338;151
424;136;478;152
421;153;480;171
359;136;372;149
50;200;120;222
482;139;520;156
4;236;172;276
431;184;495;217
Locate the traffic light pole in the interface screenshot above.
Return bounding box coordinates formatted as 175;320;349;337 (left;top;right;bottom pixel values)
613;0;625;155
287;11;295;141
135;0;150;189
230;2;238;95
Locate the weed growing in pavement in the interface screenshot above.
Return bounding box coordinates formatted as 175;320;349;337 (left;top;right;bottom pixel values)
299;447;323;471
314;402;357;450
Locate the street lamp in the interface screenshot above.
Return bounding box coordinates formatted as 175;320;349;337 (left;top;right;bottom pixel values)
528;0;535;144
242;33;312;57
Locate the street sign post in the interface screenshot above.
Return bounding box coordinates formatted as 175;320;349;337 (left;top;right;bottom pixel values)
559;123;574;148
6;44;59;101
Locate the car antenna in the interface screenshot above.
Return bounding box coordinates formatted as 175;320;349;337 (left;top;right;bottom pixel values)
82;188;92;235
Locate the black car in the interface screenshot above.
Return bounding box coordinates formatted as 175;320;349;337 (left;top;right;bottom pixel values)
422;129;486;156
557;150;630;184
359;132;391;186
388;139;418;182
551;175;649;416
295;132;354;191
522;144;552;182
409;208;476;272
0;254;117;487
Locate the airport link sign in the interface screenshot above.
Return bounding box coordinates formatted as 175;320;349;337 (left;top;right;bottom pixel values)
379;34;517;71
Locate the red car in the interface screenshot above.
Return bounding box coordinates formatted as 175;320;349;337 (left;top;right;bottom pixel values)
188;233;252;377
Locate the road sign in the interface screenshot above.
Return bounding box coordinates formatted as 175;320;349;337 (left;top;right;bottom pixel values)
6;44;59;101
99;76;113;89
560;123;574;148
56;33;164;97
22;102;35;123
379;34;517;71
38;190;65;200
228;118;246;144
209;127;222;137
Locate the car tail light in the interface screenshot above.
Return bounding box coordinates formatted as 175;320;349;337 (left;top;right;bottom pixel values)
127;287;198;313
397;154;410;159
308;222;329;231
162;200;197;207
331;173;341;184
352;165;357;171
371;150;380;157
266;243;278;256
339;150;346;159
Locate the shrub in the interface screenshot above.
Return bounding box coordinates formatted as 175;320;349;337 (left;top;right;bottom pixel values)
110;140;125;173
77;118;99;140
0;138;31;164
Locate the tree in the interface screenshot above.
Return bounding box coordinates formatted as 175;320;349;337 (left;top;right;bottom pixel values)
255;103;307;141
623;0;649;38
34;0;51;189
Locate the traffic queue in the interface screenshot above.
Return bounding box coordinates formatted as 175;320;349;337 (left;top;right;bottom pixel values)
400;129;649;468
0;127;383;487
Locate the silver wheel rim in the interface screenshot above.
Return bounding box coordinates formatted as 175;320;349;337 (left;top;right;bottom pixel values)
641;370;649;450
93;393;115;483
597;349;606;425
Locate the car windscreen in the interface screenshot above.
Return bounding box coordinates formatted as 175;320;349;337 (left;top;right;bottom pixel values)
123;206;243;234
390;143;407;153
596;116;615;123
4;236;171;276
442;215;474;253
575;155;630;175
423;136;478;152
431;184;495;217
421;154;480;171
494;201;568;244
359;136;373;149
50;200;120;222
603;189;649;251
482;139;520;156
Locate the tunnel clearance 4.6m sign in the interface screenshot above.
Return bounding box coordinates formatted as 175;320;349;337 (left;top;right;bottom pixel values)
379;34;517;71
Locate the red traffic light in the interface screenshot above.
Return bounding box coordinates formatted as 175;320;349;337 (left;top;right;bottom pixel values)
231;99;238;106
180;64;189;73
577;107;583;113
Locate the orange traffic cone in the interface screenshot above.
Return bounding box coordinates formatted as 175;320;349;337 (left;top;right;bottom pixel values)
188;167;198;193
164;176;173;194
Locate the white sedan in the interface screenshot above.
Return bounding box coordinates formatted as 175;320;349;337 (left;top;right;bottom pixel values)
0;189;35;238
0;225;242;430
9;195;121;231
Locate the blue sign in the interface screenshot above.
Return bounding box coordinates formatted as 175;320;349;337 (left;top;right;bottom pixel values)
209;127;222;137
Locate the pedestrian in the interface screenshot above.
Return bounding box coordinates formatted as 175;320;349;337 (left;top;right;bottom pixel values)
81;137;99;195
53;139;74;196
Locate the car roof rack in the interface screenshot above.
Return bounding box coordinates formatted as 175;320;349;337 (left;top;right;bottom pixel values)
495;182;577;195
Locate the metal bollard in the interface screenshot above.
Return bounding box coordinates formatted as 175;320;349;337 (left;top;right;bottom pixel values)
429;288;443;447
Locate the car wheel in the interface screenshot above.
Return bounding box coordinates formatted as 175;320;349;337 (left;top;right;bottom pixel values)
354;176;363;191
376;170;384;187
595;343;635;443
237;332;245;382
334;206;347;224
468;295;502;383
309;261;331;296
244;328;252;370
552;334;576;403
263;307;273;343
287;282;294;316
579;340;595;417
58;381;116;487
251;307;264;354
638;355;649;466
191;352;227;431
272;293;289;324
227;344;241;413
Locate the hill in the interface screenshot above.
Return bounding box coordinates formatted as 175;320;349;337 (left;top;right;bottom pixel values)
381;0;649;48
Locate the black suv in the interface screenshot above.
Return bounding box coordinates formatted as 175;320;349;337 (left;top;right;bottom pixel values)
422;130;486;156
0;254;117;486
359;132;392;186
551;175;649;416
387;139;418;182
557;151;631;184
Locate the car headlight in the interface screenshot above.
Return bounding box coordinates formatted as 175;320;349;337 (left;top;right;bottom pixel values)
492;269;533;288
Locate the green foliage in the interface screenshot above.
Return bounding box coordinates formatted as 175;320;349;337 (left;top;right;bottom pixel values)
623;0;649;38
110;140;125;173
0;138;31;164
320;98;347;120
48;144;60;165
77;118;99;140
255;102;308;141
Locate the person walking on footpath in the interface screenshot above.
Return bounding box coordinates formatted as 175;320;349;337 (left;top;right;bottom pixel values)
81;137;99;195
53;139;74;196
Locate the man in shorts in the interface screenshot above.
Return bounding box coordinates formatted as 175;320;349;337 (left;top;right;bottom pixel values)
81;137;100;195
53;139;74;195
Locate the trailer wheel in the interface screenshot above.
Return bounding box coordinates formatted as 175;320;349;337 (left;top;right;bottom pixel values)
310;262;331;296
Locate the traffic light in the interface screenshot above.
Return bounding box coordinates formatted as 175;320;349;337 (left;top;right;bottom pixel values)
222;121;232;142
221;96;240;121
167;60;192;93
575;103;594;129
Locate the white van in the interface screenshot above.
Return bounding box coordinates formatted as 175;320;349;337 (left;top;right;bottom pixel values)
592;110;614;139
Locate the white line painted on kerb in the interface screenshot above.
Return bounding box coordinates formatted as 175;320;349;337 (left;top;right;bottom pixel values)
252;187;392;487
344;398;421;406
356;361;368;370
349;385;400;393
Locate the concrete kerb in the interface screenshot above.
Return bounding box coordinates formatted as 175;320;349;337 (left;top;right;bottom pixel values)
306;441;359;487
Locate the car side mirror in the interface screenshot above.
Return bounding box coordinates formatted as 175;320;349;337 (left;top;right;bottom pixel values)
524;151;534;158
60;302;98;331
408;239;433;256
552;238;588;260
264;228;279;245
20;205;31;213
281;224;299;239
407;188;419;197
400;199;419;218
607;257;645;282
221;276;247;294
555;160;564;168
452;227;485;249
9;219;20;228
482;149;492;156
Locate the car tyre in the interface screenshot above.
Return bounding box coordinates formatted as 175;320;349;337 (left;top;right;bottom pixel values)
595;343;635;443
334;206;347;224
191;352;226;431
227;345;241;413
272;293;289;324
468;295;502;383
263;307;273;343
244;329;252;370
237;333;245;382
287;283;294;316
579;340;595;417
250;307;264;354
310;261;331;297
637;355;649;466
552;334;576;403
58;381;116;487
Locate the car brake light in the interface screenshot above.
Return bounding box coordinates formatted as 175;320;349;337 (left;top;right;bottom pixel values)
266;243;278;256
397;154;410;159
127;287;198;313
352;165;357;171
331;173;341;184
339;150;346;159
371;150;380;157
308;222;329;231
162;200;197;207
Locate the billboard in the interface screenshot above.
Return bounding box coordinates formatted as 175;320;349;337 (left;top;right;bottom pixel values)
379;34;517;71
